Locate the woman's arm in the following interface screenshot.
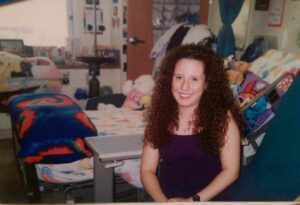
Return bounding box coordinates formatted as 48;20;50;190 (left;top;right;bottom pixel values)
192;114;241;201
140;144;168;202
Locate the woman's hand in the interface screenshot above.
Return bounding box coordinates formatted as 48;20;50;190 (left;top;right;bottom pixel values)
168;197;193;202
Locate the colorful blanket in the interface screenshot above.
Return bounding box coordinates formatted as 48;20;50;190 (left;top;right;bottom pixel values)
249;49;299;91
8;93;97;164
84;109;145;137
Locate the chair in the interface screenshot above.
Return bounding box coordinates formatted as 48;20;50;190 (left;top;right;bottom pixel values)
228;72;300;201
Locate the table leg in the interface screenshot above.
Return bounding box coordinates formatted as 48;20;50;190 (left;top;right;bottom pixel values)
94;154;114;202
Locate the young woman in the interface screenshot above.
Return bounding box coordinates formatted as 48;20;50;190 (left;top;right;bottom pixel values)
140;44;244;202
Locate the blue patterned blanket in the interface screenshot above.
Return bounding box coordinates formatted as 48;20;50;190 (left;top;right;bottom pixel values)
8;93;97;164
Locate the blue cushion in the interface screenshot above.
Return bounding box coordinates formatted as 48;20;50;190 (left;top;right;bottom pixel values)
8;93;97;164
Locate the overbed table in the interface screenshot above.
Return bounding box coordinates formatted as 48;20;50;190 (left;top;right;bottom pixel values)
85;134;143;202
84;109;145;202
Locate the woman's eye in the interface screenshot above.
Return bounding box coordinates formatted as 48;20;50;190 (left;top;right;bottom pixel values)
175;75;182;80
192;77;199;81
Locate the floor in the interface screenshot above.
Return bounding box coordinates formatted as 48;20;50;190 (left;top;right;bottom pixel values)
0;131;33;203
0;130;150;204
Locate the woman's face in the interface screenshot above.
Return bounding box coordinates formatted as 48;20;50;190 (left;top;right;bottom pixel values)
172;58;206;110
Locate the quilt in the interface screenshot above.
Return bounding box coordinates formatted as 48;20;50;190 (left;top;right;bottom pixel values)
249;49;299;91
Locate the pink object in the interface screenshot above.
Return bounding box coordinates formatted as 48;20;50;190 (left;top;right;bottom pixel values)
122;89;146;110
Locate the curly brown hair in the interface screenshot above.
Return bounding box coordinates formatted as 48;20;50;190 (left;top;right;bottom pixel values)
144;44;244;155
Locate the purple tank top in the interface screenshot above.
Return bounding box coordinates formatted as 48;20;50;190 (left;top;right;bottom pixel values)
158;134;222;198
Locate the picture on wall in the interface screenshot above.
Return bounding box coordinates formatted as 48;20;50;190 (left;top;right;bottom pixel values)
268;0;285;27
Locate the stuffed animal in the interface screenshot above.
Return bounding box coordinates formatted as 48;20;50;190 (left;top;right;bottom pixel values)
226;60;251;97
224;54;235;69
226;60;251;86
122;74;155;110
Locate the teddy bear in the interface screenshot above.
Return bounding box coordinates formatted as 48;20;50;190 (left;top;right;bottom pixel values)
122;74;155;110
96;74;155;111
226;60;251;86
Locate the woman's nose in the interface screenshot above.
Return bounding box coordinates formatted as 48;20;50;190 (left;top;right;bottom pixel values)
181;79;189;90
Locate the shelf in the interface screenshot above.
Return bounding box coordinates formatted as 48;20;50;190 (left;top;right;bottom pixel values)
153;0;200;6
57;63;120;69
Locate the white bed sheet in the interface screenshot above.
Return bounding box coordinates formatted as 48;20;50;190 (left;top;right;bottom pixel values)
36;108;145;188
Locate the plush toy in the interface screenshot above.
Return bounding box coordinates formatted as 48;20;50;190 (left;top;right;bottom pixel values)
226;60;251;86
122;74;155;110
226;60;252;97
224;54;235;69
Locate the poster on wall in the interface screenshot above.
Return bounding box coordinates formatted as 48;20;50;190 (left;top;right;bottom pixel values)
268;0;285;27
83;7;104;34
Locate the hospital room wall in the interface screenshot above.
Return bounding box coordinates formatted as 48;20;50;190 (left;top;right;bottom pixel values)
0;0;125;134
208;0;300;56
246;0;300;55
65;0;127;94
0;0;68;132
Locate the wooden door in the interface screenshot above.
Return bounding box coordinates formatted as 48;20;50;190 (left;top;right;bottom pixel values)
127;0;153;80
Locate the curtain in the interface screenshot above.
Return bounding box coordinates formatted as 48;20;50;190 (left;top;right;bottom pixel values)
217;0;244;57
0;0;13;4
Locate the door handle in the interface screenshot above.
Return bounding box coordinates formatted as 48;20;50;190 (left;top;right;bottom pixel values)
128;36;145;45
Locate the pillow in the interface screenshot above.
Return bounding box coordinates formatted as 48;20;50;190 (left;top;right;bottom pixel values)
238;71;269;108
238;71;275;136
8;93;97;164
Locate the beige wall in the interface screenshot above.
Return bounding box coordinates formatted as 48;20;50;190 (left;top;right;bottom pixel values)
208;0;300;56
0;0;126;93
0;0;68;47
66;0;126;92
67;0;112;55
245;0;300;55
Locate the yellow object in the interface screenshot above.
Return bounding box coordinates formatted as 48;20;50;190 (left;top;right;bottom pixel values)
78;158;93;170
0;52;23;81
140;95;151;109
226;61;251;86
0;82;11;92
